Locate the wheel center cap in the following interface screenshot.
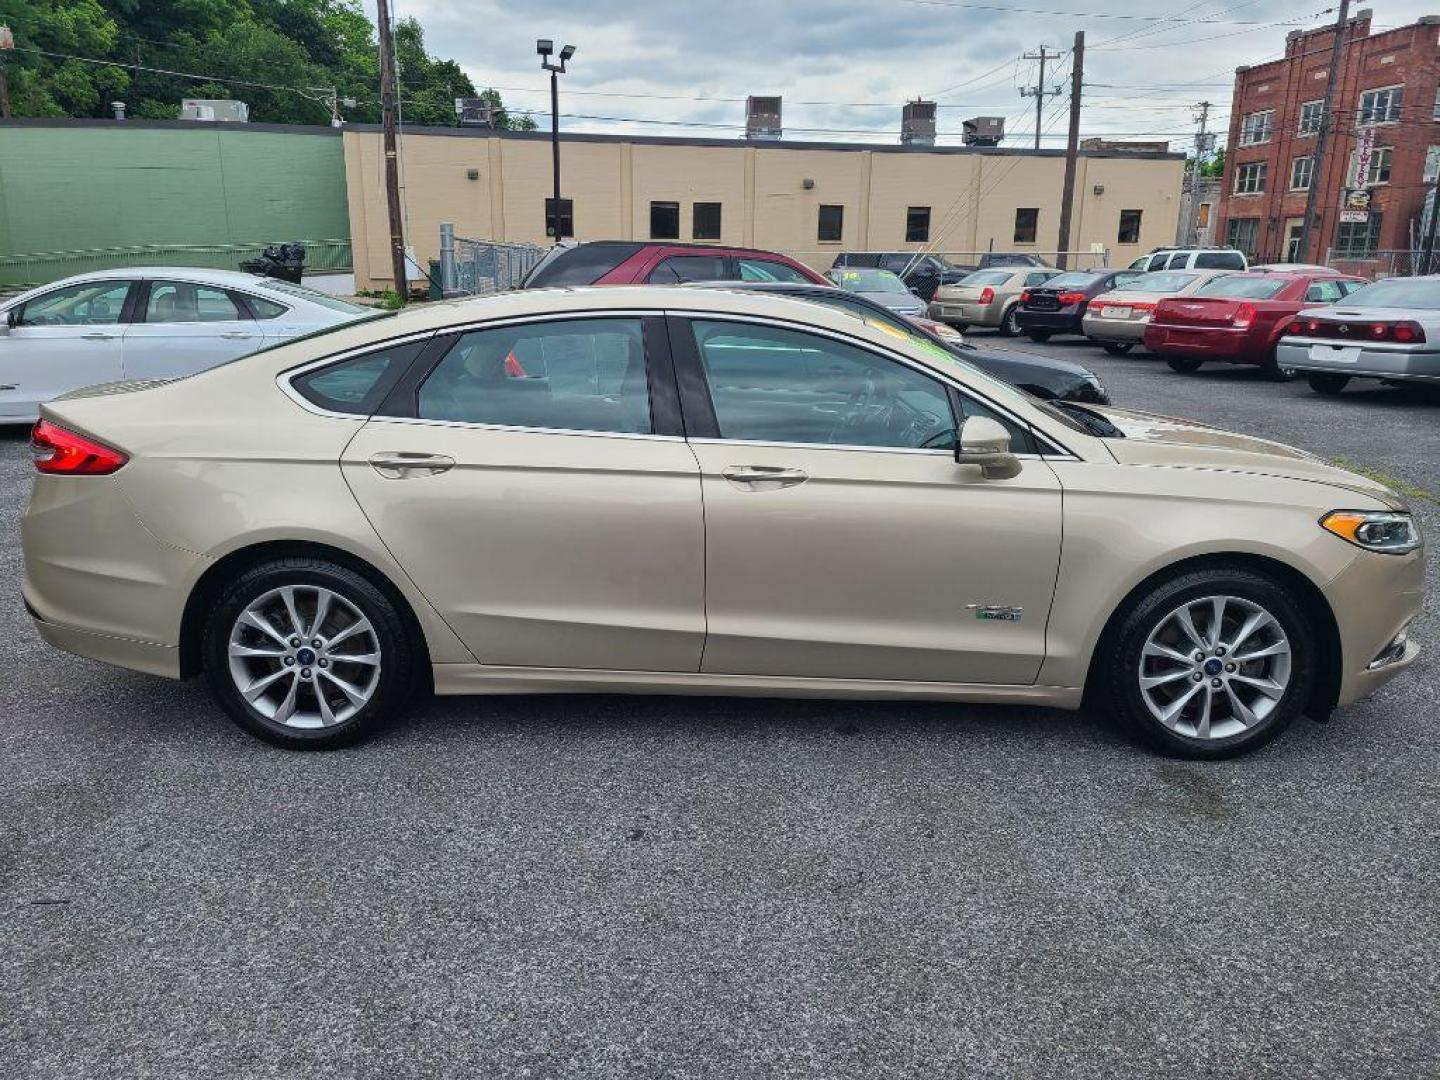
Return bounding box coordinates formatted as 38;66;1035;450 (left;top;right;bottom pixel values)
296;647;317;666
1203;658;1223;677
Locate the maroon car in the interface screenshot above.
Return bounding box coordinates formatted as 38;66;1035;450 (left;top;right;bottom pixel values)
521;241;830;288
1144;271;1367;378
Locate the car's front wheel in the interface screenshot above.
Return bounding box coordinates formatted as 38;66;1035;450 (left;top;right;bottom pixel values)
999;306;1021;337
1307;372;1351;395
1166;356;1204;373
203;558;420;749
1100;565;1316;758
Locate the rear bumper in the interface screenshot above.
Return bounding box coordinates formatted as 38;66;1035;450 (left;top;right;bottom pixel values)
1082;314;1149;342
1016;309;1085;334
26;598;181;678
930;300;1002;325
1277;339;1440;382
1142;324;1264;361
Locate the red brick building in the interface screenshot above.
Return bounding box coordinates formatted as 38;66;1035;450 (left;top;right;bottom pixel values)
1216;9;1440;270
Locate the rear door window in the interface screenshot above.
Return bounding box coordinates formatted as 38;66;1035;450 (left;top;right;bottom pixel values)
1164;252;1191;269
145;281;248;323
1304;279;1347;303
738;258;812;283
647;255;730;284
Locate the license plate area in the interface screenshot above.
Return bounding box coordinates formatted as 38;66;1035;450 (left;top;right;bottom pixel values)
1309;344;1360;364
1100;306;1131;319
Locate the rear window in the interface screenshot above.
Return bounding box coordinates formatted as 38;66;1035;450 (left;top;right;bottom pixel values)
1195;276;1288;300
1332;278;1440;309
1195;250;1246;270
1044;272;1102;290
1133;271;1199;294
961;271;1013;286
524;244;642;288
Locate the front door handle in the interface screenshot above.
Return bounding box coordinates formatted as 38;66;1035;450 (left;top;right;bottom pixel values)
368;451;456;478
221;332;256;340
721;465;808;489
81;332;117;340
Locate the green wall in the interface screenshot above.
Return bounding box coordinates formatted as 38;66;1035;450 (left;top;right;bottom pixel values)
0;122;350;285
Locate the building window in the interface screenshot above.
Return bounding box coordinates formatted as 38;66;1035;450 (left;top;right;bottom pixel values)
1117;209;1143;244
905;206;931;243
1348;146;1393;186
544;197;574;239
1425;145;1440;182
1433;85;1440;121
1290;156;1314;191
1234;162;1267;195
1334;214;1383;258
649;201;680;240
1238;109;1274;146
1013;207;1039;244
692;202;722;241
1358;85;1403;125
1298;100;1324;136
1225;217;1260;257
817;204;844;242
1197;202;1211;229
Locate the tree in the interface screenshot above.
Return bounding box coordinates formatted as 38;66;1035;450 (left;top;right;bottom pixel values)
1201;146;1225;178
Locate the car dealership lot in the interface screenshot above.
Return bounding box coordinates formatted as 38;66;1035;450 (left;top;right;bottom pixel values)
2;341;1437;1079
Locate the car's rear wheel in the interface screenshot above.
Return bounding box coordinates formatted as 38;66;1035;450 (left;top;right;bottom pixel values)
1166;356;1204;373
1100;566;1316;758
1307;372;1351;395
1102;342;1135;356
999;306;1021;337
1026;330;1052;343
203;558;420;749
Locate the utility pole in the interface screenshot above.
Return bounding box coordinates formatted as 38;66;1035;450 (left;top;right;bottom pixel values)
0;23;15;121
1296;0;1351;266
1019;45;1062;151
1055;31;1084;268
376;0;408;300
1186;101;1213;247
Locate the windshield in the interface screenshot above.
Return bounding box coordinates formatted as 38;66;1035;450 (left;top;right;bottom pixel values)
1044;272;1102;290
831;268;910;294
1332;278;1440;309
1195;276;1289;300
1132;271;1199;293
258;279;371;314
961;270;1013;286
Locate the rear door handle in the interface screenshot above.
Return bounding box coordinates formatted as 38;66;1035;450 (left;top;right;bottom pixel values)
368;451;456;478
81;332;118;340
221;332;257;340
721;465;808;489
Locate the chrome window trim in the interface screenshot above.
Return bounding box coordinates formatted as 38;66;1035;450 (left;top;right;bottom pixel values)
665;308;1079;459
276;329;439;421
686;436;1051;461
353;413;684;442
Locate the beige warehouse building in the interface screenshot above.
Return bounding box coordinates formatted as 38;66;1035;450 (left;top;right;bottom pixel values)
343;126;1186;290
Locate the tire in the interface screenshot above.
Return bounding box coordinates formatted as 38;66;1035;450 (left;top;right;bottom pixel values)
1261;349;1298;381
1026;330;1053;343
1102;342;1135;356
1166;355;1204;374
1099;565;1316;759
949;322;970;333
1307;372;1351;396
202;557;421;749
999;306;1021;337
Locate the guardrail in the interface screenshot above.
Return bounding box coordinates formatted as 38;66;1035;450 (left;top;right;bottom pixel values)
0;239;354;292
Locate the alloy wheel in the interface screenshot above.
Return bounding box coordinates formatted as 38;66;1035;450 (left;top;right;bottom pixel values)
227;585;382;729
1137;595;1292;741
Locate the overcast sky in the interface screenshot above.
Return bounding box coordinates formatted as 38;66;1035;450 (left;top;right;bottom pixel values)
365;0;1436;151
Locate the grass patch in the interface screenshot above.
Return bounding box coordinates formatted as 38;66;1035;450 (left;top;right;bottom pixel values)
1333;457;1440;506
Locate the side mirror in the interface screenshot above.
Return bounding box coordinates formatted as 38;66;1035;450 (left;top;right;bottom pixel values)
955;416;1022;480
2;308;17;332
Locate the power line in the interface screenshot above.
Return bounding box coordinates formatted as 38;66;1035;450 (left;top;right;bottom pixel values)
885;0;1307;23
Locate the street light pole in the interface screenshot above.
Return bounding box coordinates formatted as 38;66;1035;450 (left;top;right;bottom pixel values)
538;39;576;239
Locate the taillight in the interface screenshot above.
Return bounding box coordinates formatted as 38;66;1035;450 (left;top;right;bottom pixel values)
1283;319;1305;335
1129;301;1156;313
1393;321;1425;343
30;421;128;476
1020;289;1032;303
1057;292;1086;306
1232;302;1256;329
978;286;995;305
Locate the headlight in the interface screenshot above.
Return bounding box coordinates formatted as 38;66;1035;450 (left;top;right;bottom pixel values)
1320;510;1422;554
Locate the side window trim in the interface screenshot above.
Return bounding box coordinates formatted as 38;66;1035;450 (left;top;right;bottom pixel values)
15;279;139;327
281;330;440;419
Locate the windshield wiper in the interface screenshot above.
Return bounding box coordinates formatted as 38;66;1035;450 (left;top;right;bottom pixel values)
1048;399;1125;438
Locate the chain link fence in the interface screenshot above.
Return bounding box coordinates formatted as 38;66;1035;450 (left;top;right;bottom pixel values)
438;226;546;297
0;239;353;293
1323;249;1438;279
792;249;1114;272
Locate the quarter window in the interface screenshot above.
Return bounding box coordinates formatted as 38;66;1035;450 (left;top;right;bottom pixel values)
247;296;288;320
1297;100;1324;136
1013;207;1039;244
292;339;425;415
905;206;931;243
1117;209;1143;244
692;201;722;241
145;281;245;323
647;254;728;284
416;318;652;434
1290;156;1314;191
649;201;680;240
1358;85;1403;125
1234;162;1267;195
818;204;845;243
1304;279;1348;303
1238;109;1274;146
17;280;132;326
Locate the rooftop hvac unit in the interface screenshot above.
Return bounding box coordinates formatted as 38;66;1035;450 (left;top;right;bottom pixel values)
455;98;498;128
962;116;1004;147
180;98;249;123
901;100;937;146
746;96;782;141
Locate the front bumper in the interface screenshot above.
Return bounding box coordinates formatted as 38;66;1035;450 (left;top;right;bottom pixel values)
1082;314;1149;343
1324;543;1426;707
1277;339;1440;382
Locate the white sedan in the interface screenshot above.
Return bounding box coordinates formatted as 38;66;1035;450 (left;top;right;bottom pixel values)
0;268;372;422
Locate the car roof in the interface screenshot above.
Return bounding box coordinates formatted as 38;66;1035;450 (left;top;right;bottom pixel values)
29;266;293;290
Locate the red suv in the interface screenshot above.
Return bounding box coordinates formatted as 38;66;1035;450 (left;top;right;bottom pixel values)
1144;270;1366;378
520;241;829;288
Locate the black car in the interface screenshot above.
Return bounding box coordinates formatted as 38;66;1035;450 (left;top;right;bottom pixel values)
686;280;1109;404
1014;268;1146;343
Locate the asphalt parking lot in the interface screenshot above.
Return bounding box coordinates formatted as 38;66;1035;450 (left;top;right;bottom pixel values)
2;338;1437;1080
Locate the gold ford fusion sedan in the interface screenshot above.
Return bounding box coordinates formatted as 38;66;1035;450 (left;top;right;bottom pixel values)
21;287;1424;757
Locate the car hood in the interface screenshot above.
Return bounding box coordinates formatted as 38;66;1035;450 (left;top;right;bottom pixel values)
1091;405;1407;508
